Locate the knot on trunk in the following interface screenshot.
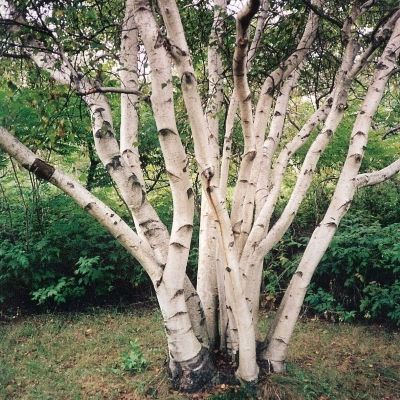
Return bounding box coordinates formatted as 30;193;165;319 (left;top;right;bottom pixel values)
29;158;55;181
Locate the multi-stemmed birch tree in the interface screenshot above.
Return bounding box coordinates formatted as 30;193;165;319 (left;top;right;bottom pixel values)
1;0;400;392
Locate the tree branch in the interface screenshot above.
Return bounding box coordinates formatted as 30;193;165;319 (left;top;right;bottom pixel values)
382;123;400;139
356;159;400;188
77;86;143;97
0;127;162;282
300;0;343;28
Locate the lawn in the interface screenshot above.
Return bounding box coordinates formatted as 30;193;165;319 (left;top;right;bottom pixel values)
0;305;399;400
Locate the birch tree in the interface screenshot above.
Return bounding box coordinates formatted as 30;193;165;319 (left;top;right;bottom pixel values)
1;0;400;392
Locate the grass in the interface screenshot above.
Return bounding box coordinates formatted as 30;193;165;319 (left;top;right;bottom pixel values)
0;306;399;400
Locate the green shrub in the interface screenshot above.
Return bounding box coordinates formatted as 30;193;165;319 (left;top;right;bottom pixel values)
121;340;148;374
262;212;400;325
308;215;400;325
0;190;151;310
360;281;400;325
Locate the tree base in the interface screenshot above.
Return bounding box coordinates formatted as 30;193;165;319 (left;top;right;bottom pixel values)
256;341;285;374
169;347;216;393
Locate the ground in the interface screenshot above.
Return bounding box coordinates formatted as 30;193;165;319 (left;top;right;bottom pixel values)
0;304;399;400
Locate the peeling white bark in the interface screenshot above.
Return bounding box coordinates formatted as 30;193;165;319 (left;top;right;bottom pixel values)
158;0;259;381
119;0;144;188
133;0;204;364
241;17;363;319
263;17;400;371
197;0;226;349
2;0;400;390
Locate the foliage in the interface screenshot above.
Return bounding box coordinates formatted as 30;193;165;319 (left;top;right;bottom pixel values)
305;286;357;323
0;184;152;310
120;340;148;374
305;214;400;325
360;281;400;326
31;256;115;305
0;0;399;331
263;189;400;326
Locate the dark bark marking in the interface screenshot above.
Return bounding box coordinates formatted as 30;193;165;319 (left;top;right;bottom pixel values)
182;72;195;85
170;311;188;319
171;241;188;249
187;187;194;199
94;121;113;139
376;61;388;70
185;292;197;302
154;31;164;49
353;131;366;139
201;167;214;181
325;221;338;227
177;224;193;232
139;219;159;228
141;189;146;205
106;155;123;171
159;128;176;136
94;107;105;114
167;169;180;180
338;200;352;210
128;173;142;189
351;153;362;162
84;202;95;211
171;289;184;299
156;275;163;288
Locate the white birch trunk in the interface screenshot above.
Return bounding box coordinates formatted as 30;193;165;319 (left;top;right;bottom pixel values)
119;0;145;188
238;70;300;256
197;0;226;349
241;29;361;321
262;18;400;371
132;0;214;388
158;0;259;380
3;0;400;392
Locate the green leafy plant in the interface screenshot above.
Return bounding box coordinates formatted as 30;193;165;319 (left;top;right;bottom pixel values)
121;340;148;374
309;215;400;325
305;286;356;322
360;281;400;326
31;277;84;305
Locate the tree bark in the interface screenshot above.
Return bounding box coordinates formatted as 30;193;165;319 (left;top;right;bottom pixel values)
262;17;400;372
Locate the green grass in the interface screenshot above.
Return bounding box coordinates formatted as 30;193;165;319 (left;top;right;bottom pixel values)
0;307;399;400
